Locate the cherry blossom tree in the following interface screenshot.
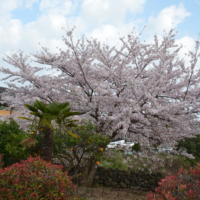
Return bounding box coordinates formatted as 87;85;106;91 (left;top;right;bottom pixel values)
1;22;200;185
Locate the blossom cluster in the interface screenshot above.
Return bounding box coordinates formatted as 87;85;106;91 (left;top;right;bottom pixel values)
1;24;200;172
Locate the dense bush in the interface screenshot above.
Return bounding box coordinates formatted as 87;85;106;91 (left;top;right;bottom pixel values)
177;135;200;167
0;103;8;107
0;155;79;200
146;163;200;200
100;149;129;170
103;148;194;175
53;120;110;175
0;119;43;168
130;141;199;175
131;142;141;152
0;120;33;167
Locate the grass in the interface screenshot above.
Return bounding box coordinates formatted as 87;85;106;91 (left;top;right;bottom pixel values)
0;106;7;110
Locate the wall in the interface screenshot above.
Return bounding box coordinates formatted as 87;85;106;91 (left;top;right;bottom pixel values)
66;166;165;191
93;167;164;191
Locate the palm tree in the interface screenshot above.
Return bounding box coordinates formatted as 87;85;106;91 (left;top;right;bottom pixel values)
18;100;79;163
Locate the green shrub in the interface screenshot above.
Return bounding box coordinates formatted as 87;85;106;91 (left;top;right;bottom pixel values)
132;143;141;152
0;119;33;167
104;149;195;175
100;149;129;170
0;155;79;200
130;151;194;175
177;135;200;167
0;119;45;169
53;120;110;173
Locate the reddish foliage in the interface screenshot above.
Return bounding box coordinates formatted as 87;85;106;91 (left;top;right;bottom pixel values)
0;155;79;200
146;163;200;200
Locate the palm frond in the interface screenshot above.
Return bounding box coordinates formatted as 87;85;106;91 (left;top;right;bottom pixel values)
65;122;78;127
40;118;55;130
20;137;36;148
58;102;70;110
24;104;38;112
65;130;79;138
60;107;71;115
46;102;60;116
29;112;43;118
61;111;80;120
34;100;47;112
18;116;32;121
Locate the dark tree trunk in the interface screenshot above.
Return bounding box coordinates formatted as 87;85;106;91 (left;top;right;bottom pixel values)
81;156;98;187
42;128;54;163
85;163;98;186
81;142;111;186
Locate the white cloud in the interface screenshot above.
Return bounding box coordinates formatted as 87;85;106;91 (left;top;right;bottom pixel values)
39;0;76;16
175;36;197;67
80;0;146;27
176;36;196;52
24;0;39;9
145;4;191;36
86;22;141;50
0;19;23;49
0;0;23;20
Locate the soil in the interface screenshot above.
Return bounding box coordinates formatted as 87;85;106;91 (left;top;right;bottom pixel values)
75;185;150;200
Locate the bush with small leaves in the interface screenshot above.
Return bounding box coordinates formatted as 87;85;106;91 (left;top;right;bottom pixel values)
100;149;129;170
0;119;44;169
0;119;33;168
177;135;200;167
146;163;200;200
53;120;110;173
52;119;111;186
126;148;194;175
0;155;79;200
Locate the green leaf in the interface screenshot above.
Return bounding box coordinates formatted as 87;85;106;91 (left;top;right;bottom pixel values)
57;102;70;110
46;102;60;116
61;111;80;120
18;117;32;121
60;107;71;115
65;123;77;127
19;137;36;148
24;104;38;112
65;130;79;138
33;100;47;112
29;112;43;118
40;118;55;130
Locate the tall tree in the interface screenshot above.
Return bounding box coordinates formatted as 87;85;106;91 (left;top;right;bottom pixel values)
19;100;79;163
1;25;200;184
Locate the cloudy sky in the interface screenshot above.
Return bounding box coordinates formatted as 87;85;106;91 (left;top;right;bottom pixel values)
0;0;200;87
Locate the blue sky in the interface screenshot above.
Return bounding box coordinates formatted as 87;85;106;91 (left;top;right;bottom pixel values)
0;0;200;87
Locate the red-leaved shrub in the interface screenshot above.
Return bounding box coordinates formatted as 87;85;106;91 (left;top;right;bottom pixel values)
0;155;79;200
146;163;200;200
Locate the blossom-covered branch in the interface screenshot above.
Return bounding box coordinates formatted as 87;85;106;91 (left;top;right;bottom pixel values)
1;24;200;159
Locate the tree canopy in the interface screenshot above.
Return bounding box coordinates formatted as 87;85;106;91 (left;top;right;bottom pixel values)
1;24;200;159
